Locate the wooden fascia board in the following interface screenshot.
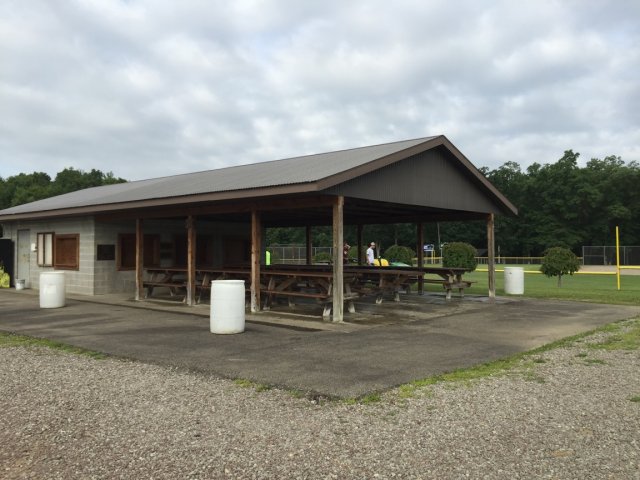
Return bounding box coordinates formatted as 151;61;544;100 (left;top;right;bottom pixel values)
0;183;325;222
94;194;337;222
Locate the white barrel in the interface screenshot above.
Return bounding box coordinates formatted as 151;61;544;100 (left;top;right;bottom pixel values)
39;271;66;308
210;280;245;334
504;267;524;295
15;279;25;290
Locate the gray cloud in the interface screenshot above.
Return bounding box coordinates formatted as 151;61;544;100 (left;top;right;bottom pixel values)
1;0;638;181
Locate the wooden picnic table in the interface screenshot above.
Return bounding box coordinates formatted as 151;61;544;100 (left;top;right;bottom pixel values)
261;268;359;319
144;267;188;299
420;266;474;300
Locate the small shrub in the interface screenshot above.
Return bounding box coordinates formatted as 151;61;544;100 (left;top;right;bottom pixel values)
312;251;332;264
540;246;580;287
383;245;414;265
442;242;477;271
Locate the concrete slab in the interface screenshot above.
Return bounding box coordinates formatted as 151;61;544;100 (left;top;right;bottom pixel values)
0;289;637;398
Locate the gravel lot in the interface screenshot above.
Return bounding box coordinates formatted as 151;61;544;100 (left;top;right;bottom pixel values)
1;320;639;479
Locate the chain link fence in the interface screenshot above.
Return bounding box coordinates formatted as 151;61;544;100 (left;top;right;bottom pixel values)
267;245;332;264
582;246;640;266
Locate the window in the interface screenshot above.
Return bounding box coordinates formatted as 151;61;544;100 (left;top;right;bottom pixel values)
37;232;54;267
118;234;136;270
54;234;79;270
117;233;160;270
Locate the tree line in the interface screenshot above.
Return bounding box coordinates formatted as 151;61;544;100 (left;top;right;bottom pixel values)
0;168;126;209
1;151;638;256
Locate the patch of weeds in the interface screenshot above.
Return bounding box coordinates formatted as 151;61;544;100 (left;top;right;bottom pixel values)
583;358;606;365
532;357;547;364
0;332;106;359
587;322;640;351
288;389;306;399
233;378;254;388
233;378;273;392
522;370;546;383
630;395;640;403
397;384;417;399
344;392;382;405
575;352;588;358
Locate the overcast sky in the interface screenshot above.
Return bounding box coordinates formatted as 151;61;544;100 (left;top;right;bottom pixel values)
1;0;639;181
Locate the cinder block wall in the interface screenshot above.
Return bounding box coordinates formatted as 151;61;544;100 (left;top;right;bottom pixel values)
93;220;136;294
3;217;96;295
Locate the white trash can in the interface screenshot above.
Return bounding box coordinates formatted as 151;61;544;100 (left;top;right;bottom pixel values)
39;271;66;308
504;267;524;295
210;280;245;334
15;279;26;290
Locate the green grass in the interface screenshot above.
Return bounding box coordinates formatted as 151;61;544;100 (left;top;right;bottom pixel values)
630;396;640;403
233;378;272;392
587;321;640;351
461;265;640;304
0;332;107;359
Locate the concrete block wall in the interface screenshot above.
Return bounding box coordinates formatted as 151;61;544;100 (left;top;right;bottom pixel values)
3;217;96;295
93;220;136;294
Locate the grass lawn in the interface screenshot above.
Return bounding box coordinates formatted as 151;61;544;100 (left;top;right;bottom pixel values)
460;265;640;305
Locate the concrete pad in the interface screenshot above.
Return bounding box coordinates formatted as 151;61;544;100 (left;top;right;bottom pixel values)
0;289;637;398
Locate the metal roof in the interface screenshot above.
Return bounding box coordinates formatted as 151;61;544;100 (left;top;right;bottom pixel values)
0;135;518;220
0;137;434;216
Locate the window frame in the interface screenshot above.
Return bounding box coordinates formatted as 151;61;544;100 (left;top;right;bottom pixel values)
37;232;55;267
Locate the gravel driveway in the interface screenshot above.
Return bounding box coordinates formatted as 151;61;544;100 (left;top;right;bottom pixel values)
1;319;639;479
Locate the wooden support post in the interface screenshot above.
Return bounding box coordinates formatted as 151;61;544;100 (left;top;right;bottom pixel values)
251;210;261;312
135;218;144;301
332;196;344;322
417;222;424;295
306;225;312;265
356;224;363;265
487;213;496;300
186;215;196;306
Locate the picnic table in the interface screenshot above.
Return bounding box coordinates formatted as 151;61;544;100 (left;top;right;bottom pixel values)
142;264;475;315
144;267;188;299
421;266;474;300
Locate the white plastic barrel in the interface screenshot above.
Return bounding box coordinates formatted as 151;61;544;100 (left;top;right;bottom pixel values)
504;267;524;295
39;271;66;308
210;280;245;334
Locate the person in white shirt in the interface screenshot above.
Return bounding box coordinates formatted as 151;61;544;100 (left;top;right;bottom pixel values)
366;242;376;265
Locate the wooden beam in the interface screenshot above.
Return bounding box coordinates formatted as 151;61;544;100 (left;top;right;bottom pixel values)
251;210;261;312
95;194;338;222
186;216;196;306
487;213;496;300
332;196;344;322
135;218;144;301
306;225;312;265
417;222;424;295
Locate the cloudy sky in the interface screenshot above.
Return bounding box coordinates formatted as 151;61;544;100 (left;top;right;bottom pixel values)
1;0;639;181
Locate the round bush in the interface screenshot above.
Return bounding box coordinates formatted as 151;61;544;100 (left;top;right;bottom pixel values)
442;242;477;271
540;246;580;286
383;245;414;265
